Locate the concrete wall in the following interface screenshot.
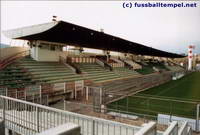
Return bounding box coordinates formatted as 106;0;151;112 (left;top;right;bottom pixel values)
0;47;28;61
37;123;80;135
30;46;67;62
30;40;68;62
37;47;66;62
30;46;36;60
0;120;5;135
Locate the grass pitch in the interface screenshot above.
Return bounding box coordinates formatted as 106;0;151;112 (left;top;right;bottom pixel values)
109;72;200;118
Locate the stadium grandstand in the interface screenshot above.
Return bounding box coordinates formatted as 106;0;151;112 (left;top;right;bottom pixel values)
0;20;199;135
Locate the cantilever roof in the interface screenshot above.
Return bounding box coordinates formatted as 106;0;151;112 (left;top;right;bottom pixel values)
3;21;184;58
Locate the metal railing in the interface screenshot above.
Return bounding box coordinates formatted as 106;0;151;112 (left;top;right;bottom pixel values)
96;58;113;71
163;121;178;135
0;95;141;135
59;56;77;73
135;122;157;135
106;95;199;131
62;98;199;133
96;58;105;68
163;121;192;135
0;87;49;106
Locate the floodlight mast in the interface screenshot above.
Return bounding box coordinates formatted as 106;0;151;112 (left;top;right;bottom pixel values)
188;45;195;70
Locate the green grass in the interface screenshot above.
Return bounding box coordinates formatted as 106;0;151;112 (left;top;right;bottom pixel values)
139;72;200;100
109;72;200;119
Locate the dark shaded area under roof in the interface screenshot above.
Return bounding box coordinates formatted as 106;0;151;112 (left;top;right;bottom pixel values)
6;21;184;58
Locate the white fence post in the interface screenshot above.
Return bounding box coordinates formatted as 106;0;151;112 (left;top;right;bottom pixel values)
36;106;40;132
100;88;102;105
33;94;35;103
163;121;178;135
75;80;84;99
64;100;66;111
92;120;95;135
135;122;157;135
24;90;26;101
2;99;5;122
15;89;17;98
196;104;200;132
5;88;8;96
82;80;84;96
39;85;42;104
64;82;66;93
178;121;188;135
86;86;89;101
46;95;49;106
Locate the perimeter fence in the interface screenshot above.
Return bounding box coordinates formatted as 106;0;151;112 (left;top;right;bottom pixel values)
107;94;200;132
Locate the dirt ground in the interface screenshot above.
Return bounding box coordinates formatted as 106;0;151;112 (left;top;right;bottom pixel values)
50;99;199;134
50;100;169;131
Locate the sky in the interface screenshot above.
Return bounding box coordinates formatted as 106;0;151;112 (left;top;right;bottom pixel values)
1;1;200;54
